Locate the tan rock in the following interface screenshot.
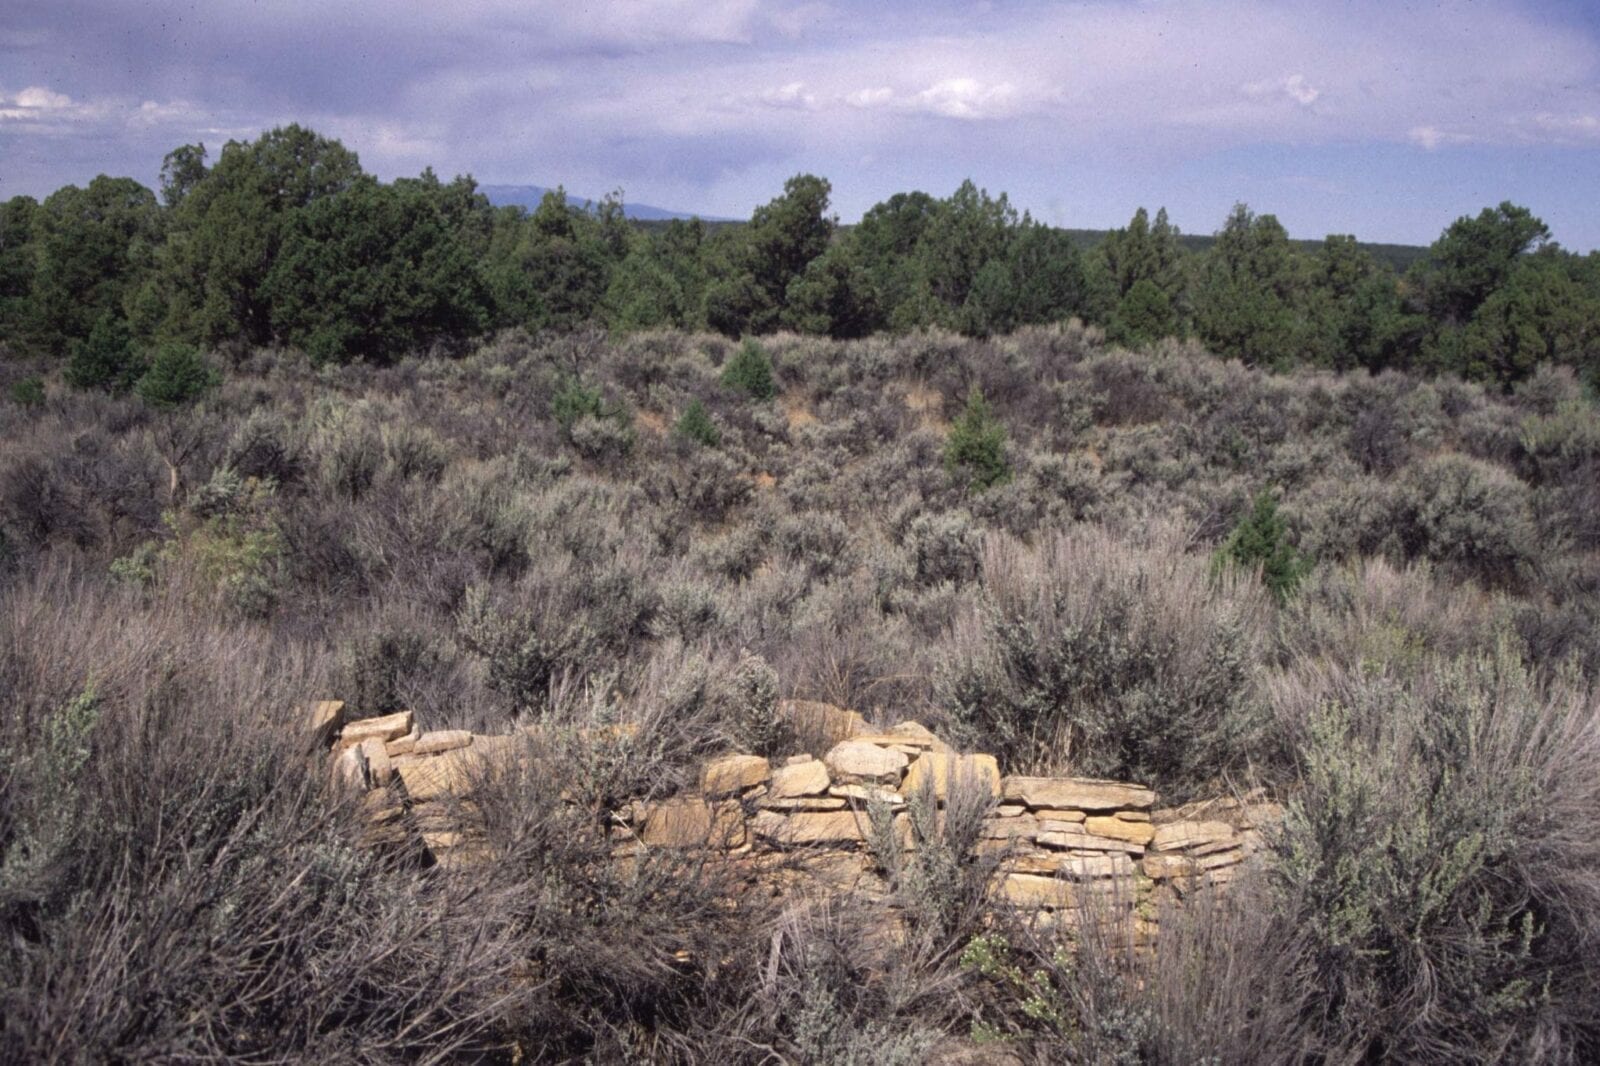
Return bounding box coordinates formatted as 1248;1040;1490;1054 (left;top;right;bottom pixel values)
423;830;465;851
994;873;1078;908
829;783;905;806
1001;776;1156;811
701;754;771;795
1036;818;1088;835
769;758;830;799
395;745;501;801
1059;853;1138;880
1150;820;1235;852
784;753;814;766
308;699;346;747
1237;802;1285;830
1083;816;1155;846
823;741;908;784
761;796;849;811
332;744;368;790
981;814;1039;839
752;809;870;846
996;804;1028;817
1032;808;1086;823
1141;848;1244;879
639;797;744;848
337;710;414;750
1037;830;1145;854
360;737;393;787
901;752;1001;802
414;729;474;756
1114;810;1151;823
386;736;417;757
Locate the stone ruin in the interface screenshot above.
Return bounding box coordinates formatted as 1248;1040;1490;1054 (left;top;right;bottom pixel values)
309;698;1282;937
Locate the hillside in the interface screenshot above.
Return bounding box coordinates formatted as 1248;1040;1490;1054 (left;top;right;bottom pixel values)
2;326;1597;1062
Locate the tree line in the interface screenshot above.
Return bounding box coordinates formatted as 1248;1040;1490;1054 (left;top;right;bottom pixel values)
2;123;1596;389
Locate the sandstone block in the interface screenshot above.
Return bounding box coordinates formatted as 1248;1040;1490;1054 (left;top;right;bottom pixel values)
332;744;368;790
996;804;1028;817
1037;830;1145;854
981;814;1039;839
784;753;814;766
396;745;495;801
337;710;415;750
995;873;1077;908
1032;808;1086;823
386;736;417;757
1059;853;1138;880
414;729;474;756
768;758;830;799
360;737;393;787
761;796;849;811
701;754;771;795
829;783;905;806
308;699;345;747
1150;820;1235;852
1083;815;1155;846
639;797;744;848
823;741;908;784
1001;776;1156;811
900;752;1001;801
752;809;870;846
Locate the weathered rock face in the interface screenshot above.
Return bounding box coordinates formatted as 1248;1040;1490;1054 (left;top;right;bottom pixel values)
312;697;1274;946
701;754;771;796
824;740;909;785
1000;776;1156;811
767;758;830;799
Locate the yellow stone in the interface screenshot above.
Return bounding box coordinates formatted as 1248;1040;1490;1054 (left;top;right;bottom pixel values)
900;752;1001;802
701;754;771;795
1083;816;1155;846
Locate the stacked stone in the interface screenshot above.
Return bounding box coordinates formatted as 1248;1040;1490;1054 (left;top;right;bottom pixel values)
984;776;1157;929
313;700;519;871
1142;790;1283;903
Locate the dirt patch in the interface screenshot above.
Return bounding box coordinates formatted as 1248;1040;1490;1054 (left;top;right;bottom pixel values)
782;394;818;430
635;409;669;436
904;383;949;432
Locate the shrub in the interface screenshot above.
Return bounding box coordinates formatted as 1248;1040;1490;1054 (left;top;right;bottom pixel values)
720;338;776;401
135;342;217;408
1269;651;1600;1061
1215;490;1311;602
65;313;145;393
938;527;1268;796
1393;453;1536;586
944;386;1011;491
720;650;787;756
675;397;721;446
7;376;45;407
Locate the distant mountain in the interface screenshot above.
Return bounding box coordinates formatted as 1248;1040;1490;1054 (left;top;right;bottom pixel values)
480;184;726;222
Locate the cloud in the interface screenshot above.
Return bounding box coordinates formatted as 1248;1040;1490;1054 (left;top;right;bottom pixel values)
758;81;820;110
1241;74;1322;107
909;78;1020;121
1409;125;1476;150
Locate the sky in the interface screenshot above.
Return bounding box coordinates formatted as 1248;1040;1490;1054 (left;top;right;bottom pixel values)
3;0;1599;249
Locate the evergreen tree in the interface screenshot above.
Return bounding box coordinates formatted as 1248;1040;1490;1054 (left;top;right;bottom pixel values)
1217;491;1310;602
944;386;1011;490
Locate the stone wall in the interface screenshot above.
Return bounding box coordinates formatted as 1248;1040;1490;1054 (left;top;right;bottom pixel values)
309;698;1281;931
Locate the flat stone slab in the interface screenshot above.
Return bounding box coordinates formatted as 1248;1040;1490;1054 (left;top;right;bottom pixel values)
901;752;1001;801
337;710;414;750
639;797;744;848
1150;820;1235;852
1083;815;1155;846
1001;776;1156;811
701;754;771;795
768;758;830;799
824;741;908;785
752;809;871;845
414;729;474;756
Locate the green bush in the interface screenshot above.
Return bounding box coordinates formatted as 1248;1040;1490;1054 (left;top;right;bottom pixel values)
65;314;145;393
675;398;720;446
944;386;1011;490
720;338;776;401
1216;490;1311;602
551;376;606;432
135;342;216;408
7;376;45;407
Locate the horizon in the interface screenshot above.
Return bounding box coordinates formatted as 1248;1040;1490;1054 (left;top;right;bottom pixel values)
3;0;1599;252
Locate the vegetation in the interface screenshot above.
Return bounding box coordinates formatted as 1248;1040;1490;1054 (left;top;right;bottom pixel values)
2;123;1599;1063
4;125;1599;395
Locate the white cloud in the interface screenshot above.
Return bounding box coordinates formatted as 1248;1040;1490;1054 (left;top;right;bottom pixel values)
1409;125;1475;150
846;86;894;109
1241;74;1321;107
759;81;819;110
910;78;1019;120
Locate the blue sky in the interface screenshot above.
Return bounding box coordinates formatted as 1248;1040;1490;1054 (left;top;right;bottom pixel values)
3;0;1598;249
